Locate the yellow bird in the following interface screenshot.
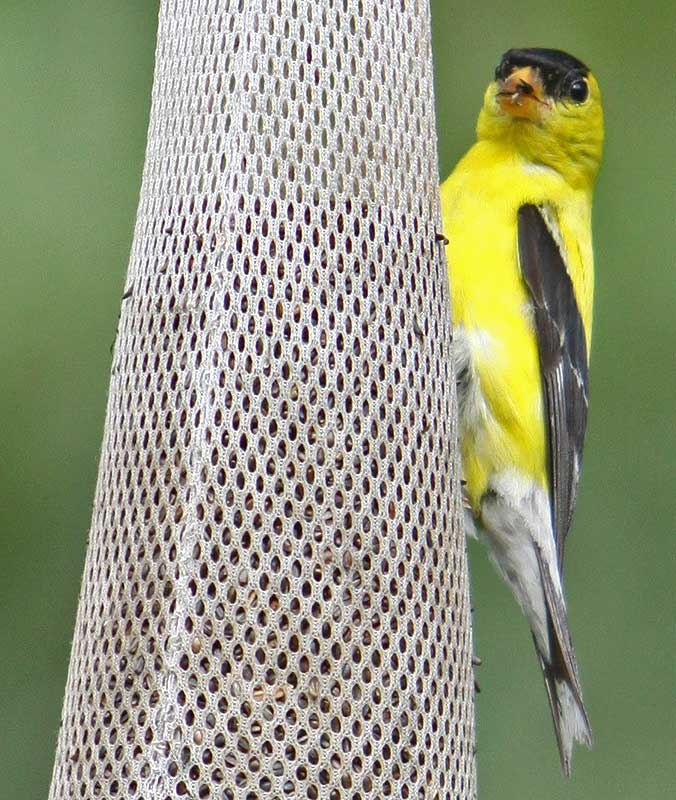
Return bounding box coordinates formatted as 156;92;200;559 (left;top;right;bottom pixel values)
441;48;603;775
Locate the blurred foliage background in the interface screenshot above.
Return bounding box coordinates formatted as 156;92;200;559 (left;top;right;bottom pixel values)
1;2;673;797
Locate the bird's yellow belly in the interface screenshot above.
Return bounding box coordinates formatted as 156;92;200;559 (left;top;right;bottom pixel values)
456;314;548;512
448;214;549;511
442;175;556;512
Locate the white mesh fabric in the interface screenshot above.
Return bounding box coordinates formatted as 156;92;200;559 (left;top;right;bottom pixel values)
49;2;476;798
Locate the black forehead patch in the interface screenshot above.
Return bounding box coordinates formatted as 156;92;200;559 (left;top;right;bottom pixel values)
495;48;589;97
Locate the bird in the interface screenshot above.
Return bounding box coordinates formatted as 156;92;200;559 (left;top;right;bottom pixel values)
440;48;603;775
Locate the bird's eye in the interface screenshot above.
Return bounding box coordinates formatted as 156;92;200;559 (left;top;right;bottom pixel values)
567;78;589;103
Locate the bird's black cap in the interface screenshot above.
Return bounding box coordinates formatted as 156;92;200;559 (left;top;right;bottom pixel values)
495;48;590;98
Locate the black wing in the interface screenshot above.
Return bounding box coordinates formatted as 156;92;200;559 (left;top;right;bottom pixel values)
518;204;589;568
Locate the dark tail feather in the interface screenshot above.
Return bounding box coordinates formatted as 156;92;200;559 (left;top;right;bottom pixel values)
534;547;593;776
536;643;593;776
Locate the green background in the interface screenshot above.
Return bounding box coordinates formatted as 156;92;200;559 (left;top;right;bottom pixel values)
2;2;673;797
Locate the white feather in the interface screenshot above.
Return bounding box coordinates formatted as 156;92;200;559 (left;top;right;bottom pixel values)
477;469;561;660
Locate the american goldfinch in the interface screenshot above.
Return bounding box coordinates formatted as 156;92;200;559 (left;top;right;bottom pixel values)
441;48;603;775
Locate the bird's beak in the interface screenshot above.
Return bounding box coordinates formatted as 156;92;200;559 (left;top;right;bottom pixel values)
496;66;551;120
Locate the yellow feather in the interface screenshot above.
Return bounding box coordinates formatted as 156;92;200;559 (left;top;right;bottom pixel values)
441;69;603;509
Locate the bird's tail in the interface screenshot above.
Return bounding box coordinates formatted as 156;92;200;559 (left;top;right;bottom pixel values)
536;644;593;777
534;545;593;776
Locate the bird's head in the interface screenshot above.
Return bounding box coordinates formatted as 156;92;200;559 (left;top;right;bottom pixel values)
477;48;604;189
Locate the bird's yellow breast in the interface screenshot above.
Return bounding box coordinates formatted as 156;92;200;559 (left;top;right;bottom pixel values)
441;140;594;509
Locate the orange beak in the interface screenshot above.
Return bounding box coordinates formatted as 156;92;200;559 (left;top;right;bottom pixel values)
496;66;551;121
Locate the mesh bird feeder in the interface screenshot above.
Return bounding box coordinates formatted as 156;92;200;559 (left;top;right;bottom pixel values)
49;1;476;797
